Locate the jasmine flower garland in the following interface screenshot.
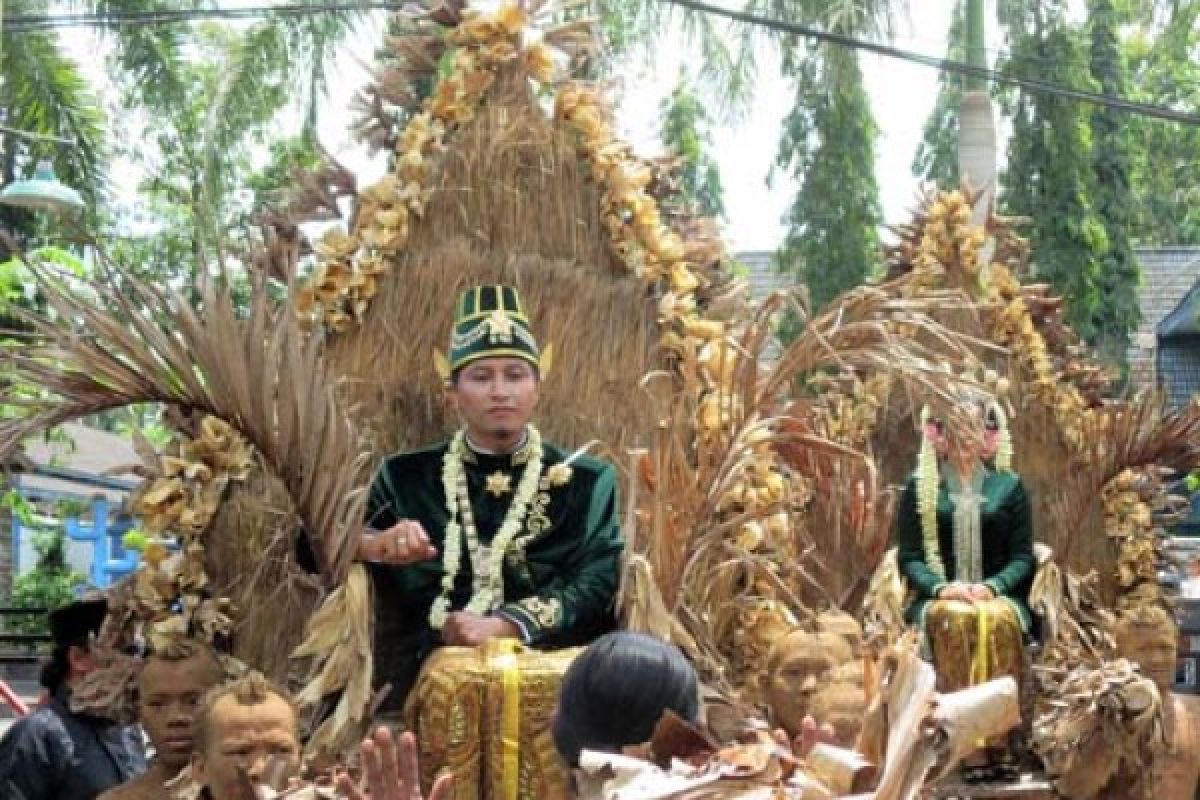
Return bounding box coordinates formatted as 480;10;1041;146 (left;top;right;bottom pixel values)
917;406;947;580
990;400;1013;472
429;425;545;629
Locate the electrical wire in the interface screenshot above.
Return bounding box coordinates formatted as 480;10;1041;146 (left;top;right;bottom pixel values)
659;0;1200;127
1;2;408;32
3;0;1198;126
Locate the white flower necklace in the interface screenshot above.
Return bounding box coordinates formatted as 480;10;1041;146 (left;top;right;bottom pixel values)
429;425;544;629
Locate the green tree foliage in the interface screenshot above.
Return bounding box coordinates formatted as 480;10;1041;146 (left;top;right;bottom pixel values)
103;6;366;287
658;71;726;219
1;250;88;456
1087;0;1142;362
753;1;893;334
998;1;1109;346
111;22;288;275
912;1;965;188
0;246;86;330
1122;1;1200;244
8;527;87;635
774;41;882;324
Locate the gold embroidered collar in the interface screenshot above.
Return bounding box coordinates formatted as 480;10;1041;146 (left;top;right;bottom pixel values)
460;428;536;466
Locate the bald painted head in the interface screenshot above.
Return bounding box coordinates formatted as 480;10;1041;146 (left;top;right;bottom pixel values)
191;671;301;797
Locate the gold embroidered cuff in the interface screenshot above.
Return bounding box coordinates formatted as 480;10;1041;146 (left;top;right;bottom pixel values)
502;596;563;639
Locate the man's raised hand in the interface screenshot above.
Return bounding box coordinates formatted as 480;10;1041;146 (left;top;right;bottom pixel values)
360;521;438;566
336;727;453;800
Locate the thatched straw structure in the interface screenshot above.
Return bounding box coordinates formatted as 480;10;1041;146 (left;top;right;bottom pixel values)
326;72;657;454
199;70;663;679
866;322;1117;600
866;187;1200;609
0;3;731;753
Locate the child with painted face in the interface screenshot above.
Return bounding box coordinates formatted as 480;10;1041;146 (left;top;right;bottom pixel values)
98;641;225;800
190;671;453;800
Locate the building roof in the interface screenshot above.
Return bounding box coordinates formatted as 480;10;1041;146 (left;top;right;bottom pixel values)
17;423;139;503
1127;247;1200;388
1159;282;1200;338
735;250;793;305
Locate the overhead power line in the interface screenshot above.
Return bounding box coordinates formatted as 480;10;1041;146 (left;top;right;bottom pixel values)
1;2;409;32
661;0;1200;127
5;0;1199;127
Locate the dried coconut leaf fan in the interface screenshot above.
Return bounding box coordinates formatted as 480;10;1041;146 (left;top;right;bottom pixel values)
0;266;368;583
0;262;376;755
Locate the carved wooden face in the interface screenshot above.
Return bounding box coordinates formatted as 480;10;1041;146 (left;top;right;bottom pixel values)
764;631;854;738
1116;608;1178;692
809;681;867;748
815;610;863;655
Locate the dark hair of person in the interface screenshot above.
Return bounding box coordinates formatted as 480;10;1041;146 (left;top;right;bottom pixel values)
552;631;699;768
39;638;89;693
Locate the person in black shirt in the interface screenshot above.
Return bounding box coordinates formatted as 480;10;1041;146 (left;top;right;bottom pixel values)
0;598;145;800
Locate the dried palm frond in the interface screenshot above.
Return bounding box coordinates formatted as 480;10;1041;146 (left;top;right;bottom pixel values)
623;281;992;698
0;263;370;585
0;261;375;757
1029;559;1116;670
292;564;374;760
617;553;700;658
860;548;907;646
69;642;140;724
246;218;305;285
270;146;358;226
349;16;450;153
1032;659;1162;800
1097;393;1200;482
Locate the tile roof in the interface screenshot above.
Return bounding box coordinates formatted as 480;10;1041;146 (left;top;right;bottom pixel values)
736;250;793;305
1128;247;1200;389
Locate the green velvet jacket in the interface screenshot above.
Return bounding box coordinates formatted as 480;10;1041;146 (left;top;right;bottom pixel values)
364;435;624;708
894;468;1035;631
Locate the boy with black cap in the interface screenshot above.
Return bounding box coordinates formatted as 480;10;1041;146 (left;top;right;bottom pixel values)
0;597;145;800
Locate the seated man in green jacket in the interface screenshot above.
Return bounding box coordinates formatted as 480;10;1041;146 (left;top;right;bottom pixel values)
358;284;624;709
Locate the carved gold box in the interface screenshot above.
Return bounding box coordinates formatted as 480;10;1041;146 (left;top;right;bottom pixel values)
404;641;581;800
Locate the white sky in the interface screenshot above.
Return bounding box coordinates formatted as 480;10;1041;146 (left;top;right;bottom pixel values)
64;0;1010;252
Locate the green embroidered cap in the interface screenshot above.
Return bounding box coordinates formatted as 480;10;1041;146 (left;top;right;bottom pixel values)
449;285;540;372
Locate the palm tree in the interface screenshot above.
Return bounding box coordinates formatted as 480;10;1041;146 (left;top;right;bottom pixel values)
2;1;375;256
959;0;997;221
